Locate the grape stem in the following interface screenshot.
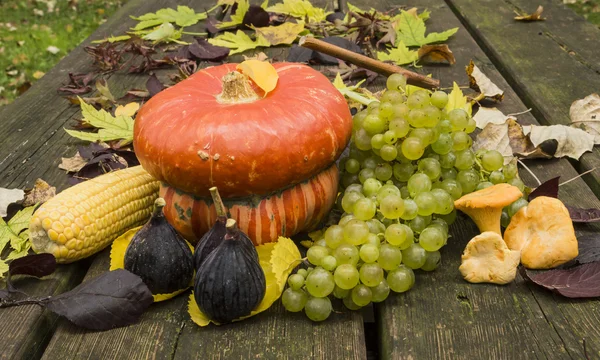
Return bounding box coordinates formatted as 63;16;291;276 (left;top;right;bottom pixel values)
338;88;375;106
559;167;598;187
517;159;541;186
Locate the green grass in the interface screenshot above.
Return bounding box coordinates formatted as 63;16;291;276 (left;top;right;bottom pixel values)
0;0;127;106
564;0;600;26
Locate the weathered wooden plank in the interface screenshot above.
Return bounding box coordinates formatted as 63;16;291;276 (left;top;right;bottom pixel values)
344;0;600;359
444;0;600;197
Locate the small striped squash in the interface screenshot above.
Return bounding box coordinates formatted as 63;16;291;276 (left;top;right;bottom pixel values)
29;166;159;263
161;164;339;245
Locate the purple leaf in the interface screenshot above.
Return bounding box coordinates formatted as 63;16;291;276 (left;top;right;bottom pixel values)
523;263;600;298
287;45;313;62
0;290;9;300
561;235;600;268
528;176;559;201
188;39;230;61
326;12;345;22
146;74;165;97
242;5;270;28
9;254;57;279
566;206;600;222
42;269;153;330
311;37;363;65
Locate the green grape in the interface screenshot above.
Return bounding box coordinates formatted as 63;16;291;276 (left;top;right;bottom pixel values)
377;184;401;203
429;218;448;237
430;90;449;109
306;267;314;274
392;103;410;119
401;137;425;160
400;199;419;220
481;150;504;171
334;263;360;289
345;184;363;193
489;170;505;184
414;192;436;216
422;104;442;127
431;188;454;215
407;173;432;197
408;108;427;128
457;169;479;194
305;268;335;297
288;274;305;290
448;109;469;131
343;294;363;310
465;117;477;133
334;244;360;266
359;263;384;287
436;209;456;225
315;239;327;247
282;288;308;312
379;194;405;219
418;158;442;180
454;149;475;170
366;233;380;246
358;168;375;183
421;251;441;271
352;110;368;130
409;215;429;233
363;114;387;135
333;285;350;299
366;218;386;234
345;158;360;174
325;225;344;249
441;179;462;200
383;130;397;144
362;178;383;197
452;131;472;151
341;173;359;188
439;151;456;169
508;198;528;217
351;284;373;306
508;177;525;192
380;144;398;162
399;186;411;199
381;89;404;103
371;134;385;150
429;126;441;143
476;181;494;191
343;219;370;245
378;244;403;270
393;163;415;182
368;101;380;111
338;214;356;227
307;245;329;266
342;191;364;214
401;243;427;269
305;296;332;321
379;102;395;121
387;265;415;293
385;223;411;247
354;128;372;150
353;198;377;221
321;255;337;271
360;243;380;263
441;168;457;180
437;119;452;133
296;268;308;278
431;133;453;155
501;209;511;228
419;227;446;251
361;156;379;169
387;73;407;90
370;279;391;302
503;162;518;179
410;128;434;145
407;90;430;109
389;118;410;138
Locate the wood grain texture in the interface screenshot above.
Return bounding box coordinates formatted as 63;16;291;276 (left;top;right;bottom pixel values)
444;0;600;197
347;0;600;359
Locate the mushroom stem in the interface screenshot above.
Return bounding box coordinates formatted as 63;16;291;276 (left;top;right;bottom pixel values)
216;71;259;104
463;208;502;235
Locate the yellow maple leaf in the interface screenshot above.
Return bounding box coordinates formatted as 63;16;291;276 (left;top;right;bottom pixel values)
236;59;279;96
445;81;472;116
188;236;301;326
115;102;140;117
253;21;304;46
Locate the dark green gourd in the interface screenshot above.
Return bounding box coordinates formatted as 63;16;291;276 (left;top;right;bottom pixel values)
194;219;266;323
124;198;194;294
194;187;227;270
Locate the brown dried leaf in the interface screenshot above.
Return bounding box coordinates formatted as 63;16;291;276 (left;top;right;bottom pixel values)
466;60;504;101
0;188;24;217
243;52;269;61
522;124;594;159
473;107;512;129
514;5;545;21
417;44;455;65
473;123;514;164
22;179;56;207
570;93;600;144
59;153;88;173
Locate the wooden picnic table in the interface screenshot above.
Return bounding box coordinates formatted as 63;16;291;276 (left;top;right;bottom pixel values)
1;0;600;358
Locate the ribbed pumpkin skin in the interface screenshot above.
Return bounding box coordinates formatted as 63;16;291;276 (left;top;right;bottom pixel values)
161;164;339;245
133;62;351;198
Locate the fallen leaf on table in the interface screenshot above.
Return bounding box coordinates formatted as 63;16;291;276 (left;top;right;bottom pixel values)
141;23;185;44
466;60;504;102
208;30;269;55
243;52;269;61
395;10;458;47
146;74;165;97
445;82;472;116
566;206;600;223
528;176;559;201
64;144;140;184
5;253;57;291
472;123;515;164
561;235;600;267
514;5;545;21
131;5;211;30
218;0;249;28
242;5;270;28
287;36;363;64
115;102;140;117
570;93;600;143
59;152;88;172
377;41;418;65
95;79;116;103
417;44;455;65
22;179;55;207
57;72;95;95
267;0;331;22
0;188;24;217
0;206;36;278
522;262;600;298
188;39;230;61
253;22;305;46
522;124;594;160
473;107;512;129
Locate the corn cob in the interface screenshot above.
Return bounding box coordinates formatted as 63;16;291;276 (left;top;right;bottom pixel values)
29;166;160;263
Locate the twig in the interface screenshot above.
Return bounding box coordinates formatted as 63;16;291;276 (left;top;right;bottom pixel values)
517;159;542;186
0;296;50;308
299;36;440;89
506;108;532;117
559;167;598;186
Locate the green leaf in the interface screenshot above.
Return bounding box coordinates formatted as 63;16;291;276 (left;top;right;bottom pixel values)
131;5;212;30
0;206;36;263
333;73;377;107
419;9;431;21
445;82;472;116
91;35;132;44
267;0;331;23
208;30;269;55
65;97;134;144
141;23;185;44
0;260;8;279
217;0;250;28
395;10;458;47
376;41;419;65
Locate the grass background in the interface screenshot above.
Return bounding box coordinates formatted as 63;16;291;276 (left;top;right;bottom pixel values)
0;0;599;107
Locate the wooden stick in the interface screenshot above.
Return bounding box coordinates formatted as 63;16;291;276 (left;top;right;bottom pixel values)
299;36;440;90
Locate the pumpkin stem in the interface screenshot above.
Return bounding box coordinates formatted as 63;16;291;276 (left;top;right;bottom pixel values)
152;198;166;217
209;187;227;218
216;71;260;104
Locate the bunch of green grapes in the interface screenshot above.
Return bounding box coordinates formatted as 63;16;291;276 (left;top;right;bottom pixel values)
281;74;528;321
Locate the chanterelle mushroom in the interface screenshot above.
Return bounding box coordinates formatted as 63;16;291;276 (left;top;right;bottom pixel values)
459;231;521;285
504;196;578;269
454;184;523;235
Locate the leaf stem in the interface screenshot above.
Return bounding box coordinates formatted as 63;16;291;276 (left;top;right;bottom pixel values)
0;296;49;308
339;88;374;106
